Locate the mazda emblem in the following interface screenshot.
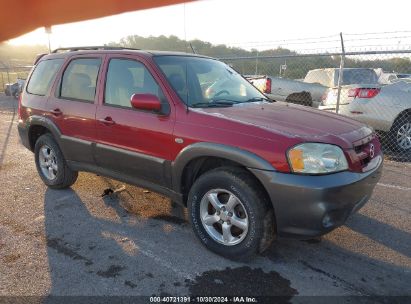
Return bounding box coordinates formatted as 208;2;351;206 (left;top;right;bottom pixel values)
369;143;375;158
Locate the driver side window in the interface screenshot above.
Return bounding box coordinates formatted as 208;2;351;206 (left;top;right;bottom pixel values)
104;59;166;109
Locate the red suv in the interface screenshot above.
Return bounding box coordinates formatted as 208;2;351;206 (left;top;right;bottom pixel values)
18;47;383;259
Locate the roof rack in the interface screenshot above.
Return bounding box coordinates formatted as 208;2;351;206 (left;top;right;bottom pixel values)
51;46;140;53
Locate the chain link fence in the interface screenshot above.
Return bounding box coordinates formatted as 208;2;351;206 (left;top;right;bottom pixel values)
0;65;31;96
1;36;410;161
220;49;411;162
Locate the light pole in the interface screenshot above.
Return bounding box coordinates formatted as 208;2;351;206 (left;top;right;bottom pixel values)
45;26;52;53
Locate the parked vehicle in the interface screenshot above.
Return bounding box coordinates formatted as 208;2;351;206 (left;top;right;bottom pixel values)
4;78;25;98
18;47;383;259
320;69;411;151
16;78;25;95
4;82;19;97
247;68;378;108
396;73;411;79
246;75;327;108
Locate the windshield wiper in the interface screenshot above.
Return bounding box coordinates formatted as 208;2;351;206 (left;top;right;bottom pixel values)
211;97;273;104
211;97;272;103
210;97;241;103
244;97;274;103
195;97;273;108
191;101;234;108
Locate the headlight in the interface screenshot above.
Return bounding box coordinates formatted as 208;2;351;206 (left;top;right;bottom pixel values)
288;143;348;174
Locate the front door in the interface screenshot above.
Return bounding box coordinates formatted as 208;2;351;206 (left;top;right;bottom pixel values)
95;57;175;187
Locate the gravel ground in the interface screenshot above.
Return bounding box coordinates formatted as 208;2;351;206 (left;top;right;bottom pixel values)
0;94;410;303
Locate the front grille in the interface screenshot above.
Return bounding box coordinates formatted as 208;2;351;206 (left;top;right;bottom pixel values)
353;133;380;170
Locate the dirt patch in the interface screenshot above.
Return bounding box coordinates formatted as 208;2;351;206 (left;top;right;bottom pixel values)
0;217;27;234
0;162;16;171
186;266;298;303
2;253;21;263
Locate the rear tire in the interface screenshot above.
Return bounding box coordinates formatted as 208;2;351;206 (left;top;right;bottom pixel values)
285;91;313;107
188;167;275;260
34;133;78;189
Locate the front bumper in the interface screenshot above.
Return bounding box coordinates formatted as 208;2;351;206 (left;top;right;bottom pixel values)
250;154;383;238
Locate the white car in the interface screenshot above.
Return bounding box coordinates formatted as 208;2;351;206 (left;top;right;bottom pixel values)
320;73;411;151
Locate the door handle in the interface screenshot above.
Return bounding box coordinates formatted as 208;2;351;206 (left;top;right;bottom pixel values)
98;117;115;125
50;108;62;116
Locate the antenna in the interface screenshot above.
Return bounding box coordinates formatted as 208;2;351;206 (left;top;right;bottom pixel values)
183;2;190;113
183;2;189;52
189;43;197;54
185;61;190;113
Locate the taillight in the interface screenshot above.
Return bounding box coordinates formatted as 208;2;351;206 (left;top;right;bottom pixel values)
348;88;380;99
264;78;271;94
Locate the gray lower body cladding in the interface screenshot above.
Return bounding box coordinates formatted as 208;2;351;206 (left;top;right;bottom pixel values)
250;155;383;239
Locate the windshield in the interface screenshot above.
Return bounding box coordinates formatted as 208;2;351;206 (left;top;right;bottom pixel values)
154;56;267;107
336;69;379;85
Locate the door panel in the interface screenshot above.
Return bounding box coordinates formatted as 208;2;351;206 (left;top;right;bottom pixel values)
95;57;175;186
46;56;102;164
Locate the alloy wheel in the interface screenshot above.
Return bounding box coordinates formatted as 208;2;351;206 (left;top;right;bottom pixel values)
396;122;411;150
38;145;58;180
200;189;249;246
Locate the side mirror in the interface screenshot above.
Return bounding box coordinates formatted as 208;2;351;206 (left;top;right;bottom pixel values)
130;94;162;112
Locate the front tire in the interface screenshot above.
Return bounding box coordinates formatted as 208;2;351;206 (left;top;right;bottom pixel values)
34;133;78;189
188;167;275;260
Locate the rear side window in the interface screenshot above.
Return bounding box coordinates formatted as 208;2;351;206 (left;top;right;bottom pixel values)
335;69;379;85
27;59;64;96
304;70;332;87
60;58;101;102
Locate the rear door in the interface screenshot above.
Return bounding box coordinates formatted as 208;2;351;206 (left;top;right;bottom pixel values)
23;58;65;121
94;55;175;187
46;55;103;165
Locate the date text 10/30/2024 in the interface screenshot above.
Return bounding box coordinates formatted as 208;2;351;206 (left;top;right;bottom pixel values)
150;296;258;303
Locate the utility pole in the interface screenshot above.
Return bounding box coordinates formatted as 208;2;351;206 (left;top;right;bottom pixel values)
255;51;259;75
335;32;345;114
45;26;52;53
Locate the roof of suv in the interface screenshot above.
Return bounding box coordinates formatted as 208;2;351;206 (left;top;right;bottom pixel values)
38;46;212;63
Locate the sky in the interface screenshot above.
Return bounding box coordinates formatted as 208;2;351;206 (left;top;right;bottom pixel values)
7;0;411;52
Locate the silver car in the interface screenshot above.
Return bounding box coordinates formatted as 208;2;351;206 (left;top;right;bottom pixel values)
320;70;411;151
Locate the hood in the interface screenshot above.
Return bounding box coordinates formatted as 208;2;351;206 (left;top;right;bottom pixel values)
194;102;371;144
